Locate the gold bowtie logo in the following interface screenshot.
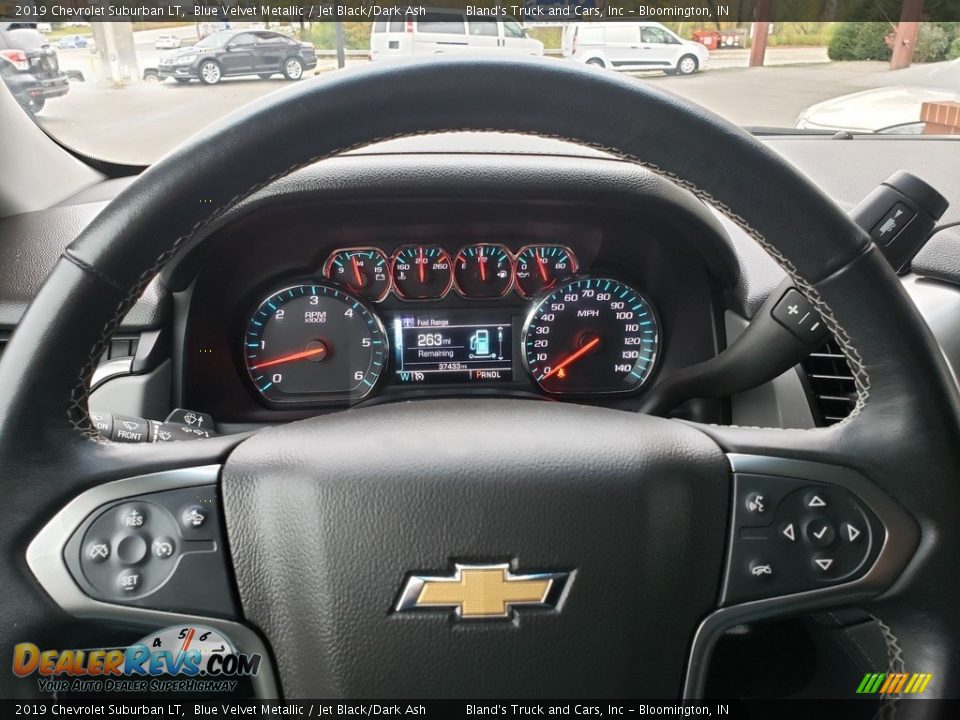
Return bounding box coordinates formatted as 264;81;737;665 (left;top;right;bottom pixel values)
395;563;572;619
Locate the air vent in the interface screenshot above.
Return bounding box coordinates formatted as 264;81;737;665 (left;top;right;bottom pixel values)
800;339;857;426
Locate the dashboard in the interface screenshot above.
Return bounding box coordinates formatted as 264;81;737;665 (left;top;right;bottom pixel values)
173;193;729;424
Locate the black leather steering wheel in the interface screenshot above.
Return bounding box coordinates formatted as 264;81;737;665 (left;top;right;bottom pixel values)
2;57;959;699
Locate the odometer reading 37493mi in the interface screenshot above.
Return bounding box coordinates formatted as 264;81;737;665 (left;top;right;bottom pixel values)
523;278;660;394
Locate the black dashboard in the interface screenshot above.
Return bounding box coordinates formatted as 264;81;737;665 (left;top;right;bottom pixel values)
174;195;729;424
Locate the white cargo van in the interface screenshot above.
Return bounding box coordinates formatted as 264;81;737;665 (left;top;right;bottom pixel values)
562;22;709;75
370;10;543;60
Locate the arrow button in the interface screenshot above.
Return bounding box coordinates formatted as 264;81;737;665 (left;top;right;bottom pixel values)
781;523;796;542
813;557;834;572
806;494;827;508
846;523;862;542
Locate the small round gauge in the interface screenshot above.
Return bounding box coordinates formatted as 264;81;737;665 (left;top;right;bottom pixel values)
523;277;660;395
243;283;387;404
453;244;513;299
323;248;391;301
514;245;578;299
391;245;453;300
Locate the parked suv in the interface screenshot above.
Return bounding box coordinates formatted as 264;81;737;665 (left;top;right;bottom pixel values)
0;22;69;113
158;29;317;85
370;10;543;60
562;22;708;75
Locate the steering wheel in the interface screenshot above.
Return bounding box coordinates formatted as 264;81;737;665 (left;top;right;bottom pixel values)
2;58;959;699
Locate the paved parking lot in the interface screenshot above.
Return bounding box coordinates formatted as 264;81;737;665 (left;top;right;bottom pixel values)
30;49;950;165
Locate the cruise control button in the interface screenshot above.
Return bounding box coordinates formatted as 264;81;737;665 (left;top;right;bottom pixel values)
116;535;148;565
86;541;110;563
807;521;836;546
117;569;142;593
845;523;862;542
152;537;176;559
118;506;147;529
181;505;208;530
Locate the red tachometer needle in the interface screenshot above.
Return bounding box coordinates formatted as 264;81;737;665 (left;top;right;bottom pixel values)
252;345;327;370
351;257;364;288
537;253;550;283
418;248;426;284
541;337;601;380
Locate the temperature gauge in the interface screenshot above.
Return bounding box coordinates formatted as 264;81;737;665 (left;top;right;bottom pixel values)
453;244;513;299
514;245;578;299
323;248;391;302
391;245;453;300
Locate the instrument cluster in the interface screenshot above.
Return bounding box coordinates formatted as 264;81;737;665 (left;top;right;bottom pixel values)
242;243;661;407
321;243;578;302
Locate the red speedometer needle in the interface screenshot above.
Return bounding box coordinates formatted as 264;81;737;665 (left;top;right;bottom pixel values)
351;257;364;288
418;248;426;284
542;337;601;380
252;345;327;370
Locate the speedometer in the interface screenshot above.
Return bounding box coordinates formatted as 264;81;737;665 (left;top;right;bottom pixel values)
522;278;660;395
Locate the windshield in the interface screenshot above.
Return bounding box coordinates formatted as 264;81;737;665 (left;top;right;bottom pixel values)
3;15;959;165
194;30;231;49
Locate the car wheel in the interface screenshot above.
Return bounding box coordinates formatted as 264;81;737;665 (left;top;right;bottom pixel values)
258;73;273;80
175;78;190;85
199;60;222;85
676;54;699;75
143;73;160;84
283;57;304;81
585;57;605;68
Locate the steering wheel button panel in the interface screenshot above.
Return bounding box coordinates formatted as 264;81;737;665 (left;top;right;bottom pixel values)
64;484;236;617
722;474;884;605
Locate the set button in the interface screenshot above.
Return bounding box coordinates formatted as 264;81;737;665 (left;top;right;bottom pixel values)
806;520;836;546
117;569;142;593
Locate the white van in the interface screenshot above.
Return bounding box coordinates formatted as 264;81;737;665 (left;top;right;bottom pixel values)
562;22;709;75
370;10;543;60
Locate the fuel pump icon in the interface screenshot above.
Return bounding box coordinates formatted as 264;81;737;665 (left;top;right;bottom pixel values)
469;329;494;358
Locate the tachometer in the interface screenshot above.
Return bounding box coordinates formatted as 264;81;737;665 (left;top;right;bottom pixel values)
522;278;660;394
243;283;387;404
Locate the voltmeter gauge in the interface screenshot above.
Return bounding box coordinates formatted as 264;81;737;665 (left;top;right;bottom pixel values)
323;248;391;302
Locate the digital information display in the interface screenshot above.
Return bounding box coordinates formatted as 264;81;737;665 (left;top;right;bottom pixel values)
390;312;514;383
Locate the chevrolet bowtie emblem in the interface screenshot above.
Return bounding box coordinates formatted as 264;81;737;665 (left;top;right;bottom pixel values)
395;563;572;619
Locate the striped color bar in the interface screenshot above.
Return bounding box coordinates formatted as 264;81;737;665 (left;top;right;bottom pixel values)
856;672;933;694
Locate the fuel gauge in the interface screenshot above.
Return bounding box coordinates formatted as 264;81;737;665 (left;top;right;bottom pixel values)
454;244;513;299
323;248;391;302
